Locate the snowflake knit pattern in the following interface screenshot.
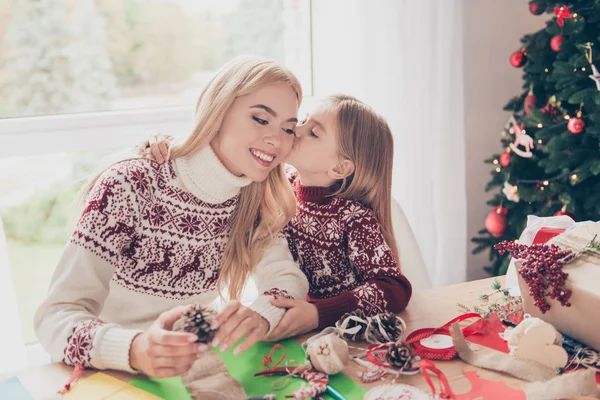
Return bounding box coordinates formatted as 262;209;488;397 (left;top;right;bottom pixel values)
73;159;237;298
285;177;412;328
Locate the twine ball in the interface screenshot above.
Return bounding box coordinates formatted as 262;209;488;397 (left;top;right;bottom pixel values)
306;334;350;375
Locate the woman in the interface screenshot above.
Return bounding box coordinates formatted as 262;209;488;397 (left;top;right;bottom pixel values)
34;57;309;378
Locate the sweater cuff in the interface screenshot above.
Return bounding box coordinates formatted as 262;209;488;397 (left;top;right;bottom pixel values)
248;295;285;335
313;292;355;330
98;326;144;373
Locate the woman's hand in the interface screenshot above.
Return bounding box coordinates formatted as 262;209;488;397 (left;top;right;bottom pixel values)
210;300;269;356
265;298;319;342
129;305;207;378
136;134;172;164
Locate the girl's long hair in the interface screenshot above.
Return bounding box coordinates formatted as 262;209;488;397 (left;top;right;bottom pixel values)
327;94;399;264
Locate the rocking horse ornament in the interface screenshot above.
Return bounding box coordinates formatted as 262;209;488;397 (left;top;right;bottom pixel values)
506;115;534;158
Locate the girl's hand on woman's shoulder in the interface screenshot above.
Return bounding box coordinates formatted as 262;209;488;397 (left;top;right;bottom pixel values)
136;134;173;164
210;300;269;356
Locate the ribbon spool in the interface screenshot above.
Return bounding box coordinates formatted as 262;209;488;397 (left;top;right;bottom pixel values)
364;383;432;400
406;313;483;360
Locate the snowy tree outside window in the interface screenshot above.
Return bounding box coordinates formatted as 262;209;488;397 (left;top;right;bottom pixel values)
0;0;312;118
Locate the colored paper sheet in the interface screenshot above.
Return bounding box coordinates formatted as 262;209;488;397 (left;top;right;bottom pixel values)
108;385;163;400
128;376;191;400
63;372;128;400
0;376;34;400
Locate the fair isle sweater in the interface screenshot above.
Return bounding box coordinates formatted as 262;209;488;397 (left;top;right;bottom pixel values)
285;178;412;329
34;146;308;373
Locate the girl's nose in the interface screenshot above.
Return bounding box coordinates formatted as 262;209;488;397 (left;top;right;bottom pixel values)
294;125;306;138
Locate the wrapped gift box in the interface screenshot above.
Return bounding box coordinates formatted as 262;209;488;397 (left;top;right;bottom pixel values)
517;221;600;351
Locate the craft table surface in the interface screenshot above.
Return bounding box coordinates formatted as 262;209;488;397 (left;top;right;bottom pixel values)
3;277;597;399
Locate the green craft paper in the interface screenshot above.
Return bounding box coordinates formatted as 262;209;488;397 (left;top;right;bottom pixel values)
0;376;34;400
216;338;367;400
128;339;367;400
128;376;191;400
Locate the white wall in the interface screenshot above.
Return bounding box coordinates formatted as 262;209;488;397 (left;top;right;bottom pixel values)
312;0;467;286
311;0;367;98
463;1;545;280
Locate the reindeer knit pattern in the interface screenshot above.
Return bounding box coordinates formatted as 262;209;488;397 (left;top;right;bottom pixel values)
284;178;412;329
34;146;309;373
74;160;234;297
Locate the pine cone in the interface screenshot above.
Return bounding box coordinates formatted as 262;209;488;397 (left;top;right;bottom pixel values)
338;310;368;341
173;304;218;343
368;312;403;343
386;341;414;369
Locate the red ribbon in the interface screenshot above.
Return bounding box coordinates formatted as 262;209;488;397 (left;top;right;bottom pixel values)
262;343;287;370
58;363;84;395
421;359;456;399
554;6;571;27
365;343;391;367
406;313;483;360
532;227;566;245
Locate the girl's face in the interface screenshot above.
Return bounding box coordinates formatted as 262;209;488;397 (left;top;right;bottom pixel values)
211;84;299;182
286;100;343;186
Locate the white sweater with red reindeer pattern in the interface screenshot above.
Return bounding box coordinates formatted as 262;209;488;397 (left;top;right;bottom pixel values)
34;146;308;373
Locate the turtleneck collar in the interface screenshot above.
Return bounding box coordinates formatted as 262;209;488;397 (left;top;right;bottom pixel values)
294;179;336;205
173;145;253;204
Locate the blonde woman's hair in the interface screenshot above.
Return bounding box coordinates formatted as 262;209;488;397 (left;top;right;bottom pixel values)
82;57;302;299
327;94;400;265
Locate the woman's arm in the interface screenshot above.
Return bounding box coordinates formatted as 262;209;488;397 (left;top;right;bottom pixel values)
249;235;309;332
34;164;143;372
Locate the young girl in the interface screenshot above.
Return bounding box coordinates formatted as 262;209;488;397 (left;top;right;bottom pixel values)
147;94;412;340
34;57;309;379
268;94;412;339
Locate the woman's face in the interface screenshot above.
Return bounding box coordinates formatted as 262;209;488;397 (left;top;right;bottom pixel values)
211;84;299;182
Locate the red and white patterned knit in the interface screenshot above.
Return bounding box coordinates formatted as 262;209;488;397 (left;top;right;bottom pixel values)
285;178;412;329
34;146;308;373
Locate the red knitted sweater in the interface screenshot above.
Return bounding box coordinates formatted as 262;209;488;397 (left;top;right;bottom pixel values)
284;178;412;328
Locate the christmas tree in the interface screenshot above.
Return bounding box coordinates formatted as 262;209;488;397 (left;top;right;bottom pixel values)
0;0;116;118
473;1;600;276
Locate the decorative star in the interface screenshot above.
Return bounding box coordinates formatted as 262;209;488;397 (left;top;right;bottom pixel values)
589;64;600;91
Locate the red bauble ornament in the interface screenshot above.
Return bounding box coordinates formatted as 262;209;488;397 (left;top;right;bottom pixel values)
567;117;585;134
550;35;566;52
485;207;508;238
554;210;575;220
524;94;537;116
529;3;544;15
510;50;527;68
500;152;511;167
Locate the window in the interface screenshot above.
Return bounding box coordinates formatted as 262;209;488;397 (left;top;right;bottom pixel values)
0;0;313;345
0;0;312;118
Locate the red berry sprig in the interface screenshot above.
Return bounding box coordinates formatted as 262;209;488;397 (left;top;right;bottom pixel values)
494;241;575;313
